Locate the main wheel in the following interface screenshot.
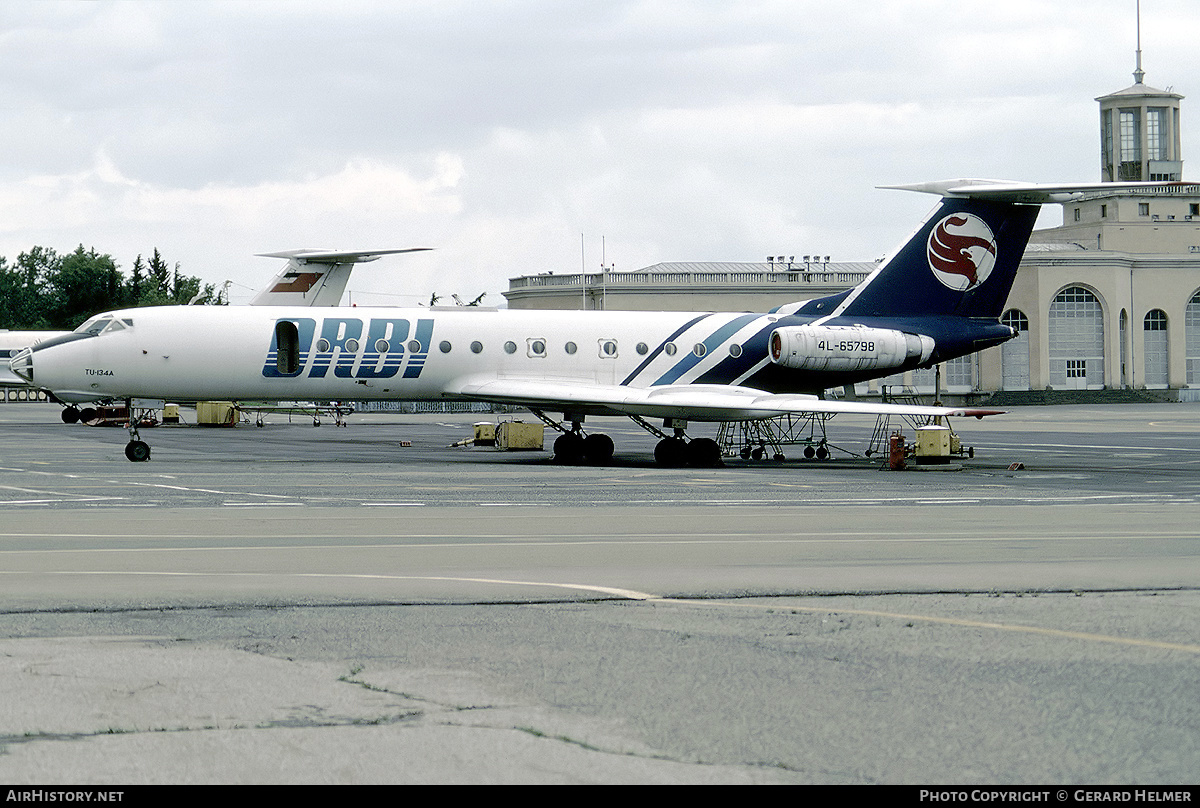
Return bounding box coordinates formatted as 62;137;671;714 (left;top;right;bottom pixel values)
686;438;723;468
553;432;585;464
124;440;151;462
582;433;615;465
654;437;688;467
61;407;80;424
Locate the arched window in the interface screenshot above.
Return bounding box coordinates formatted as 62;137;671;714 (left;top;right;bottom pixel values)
1143;309;1168;387
1049;287;1104;389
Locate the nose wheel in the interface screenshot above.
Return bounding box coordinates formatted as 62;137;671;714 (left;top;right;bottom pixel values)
123;398;151;462
124;440;151;462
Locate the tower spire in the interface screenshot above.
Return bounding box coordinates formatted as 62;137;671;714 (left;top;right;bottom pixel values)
1133;0;1145;84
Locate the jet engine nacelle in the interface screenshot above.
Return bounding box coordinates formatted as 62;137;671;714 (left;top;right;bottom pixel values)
769;325;935;372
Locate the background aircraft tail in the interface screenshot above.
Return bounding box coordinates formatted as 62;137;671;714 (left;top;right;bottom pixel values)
250;248;431;307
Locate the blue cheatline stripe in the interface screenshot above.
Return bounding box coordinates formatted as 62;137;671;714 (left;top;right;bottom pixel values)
695;320;778;384
651;314;759;386
620;313;713;386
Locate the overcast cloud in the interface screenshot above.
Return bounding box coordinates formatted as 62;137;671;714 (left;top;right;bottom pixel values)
0;0;1195;305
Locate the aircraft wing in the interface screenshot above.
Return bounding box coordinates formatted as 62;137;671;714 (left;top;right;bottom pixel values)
448;377;1002;422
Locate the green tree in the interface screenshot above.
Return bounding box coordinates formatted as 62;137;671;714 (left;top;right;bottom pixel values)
0;247;61;329
0;252;50;329
0;244;221;330
126;249;217;306
44;246;125;329
147;249;171;299
127;254;145;306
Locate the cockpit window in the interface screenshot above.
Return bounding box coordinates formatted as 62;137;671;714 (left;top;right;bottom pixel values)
73;315;131;336
76;316;110;335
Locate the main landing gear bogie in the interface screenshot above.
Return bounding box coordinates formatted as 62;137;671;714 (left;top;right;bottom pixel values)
654;436;723;468
537;410;723;468
551;430;615;466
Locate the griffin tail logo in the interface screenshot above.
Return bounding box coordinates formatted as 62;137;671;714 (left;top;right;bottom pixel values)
927;213;997;291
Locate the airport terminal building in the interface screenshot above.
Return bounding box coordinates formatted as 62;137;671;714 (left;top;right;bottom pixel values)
504;69;1200;402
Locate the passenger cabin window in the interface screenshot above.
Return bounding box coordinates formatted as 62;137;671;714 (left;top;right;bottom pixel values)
275;321;301;375
599;339;618;358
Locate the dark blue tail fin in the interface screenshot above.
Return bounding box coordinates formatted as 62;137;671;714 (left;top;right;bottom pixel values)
837;194;1039;320
779;180;1193;322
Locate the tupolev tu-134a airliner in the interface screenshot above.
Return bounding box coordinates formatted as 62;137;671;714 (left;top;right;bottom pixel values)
12;179;1185;465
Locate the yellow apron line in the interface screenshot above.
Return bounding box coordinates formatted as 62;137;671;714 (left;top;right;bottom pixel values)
663;598;1200;655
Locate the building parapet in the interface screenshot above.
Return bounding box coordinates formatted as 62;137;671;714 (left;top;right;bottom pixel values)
507;264;874;294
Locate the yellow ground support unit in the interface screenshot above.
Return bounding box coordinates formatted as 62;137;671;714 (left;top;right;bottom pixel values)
196;401;238;426
473;422;497;446
496;421;544;451
914;424;951;464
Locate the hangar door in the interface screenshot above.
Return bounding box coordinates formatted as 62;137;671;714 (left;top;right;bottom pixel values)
1143;309;1168;387
1187;292;1200;386
1000;309;1030;390
1049;287;1104;389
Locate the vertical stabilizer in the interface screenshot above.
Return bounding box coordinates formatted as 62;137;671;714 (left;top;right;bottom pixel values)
809;180;1190;321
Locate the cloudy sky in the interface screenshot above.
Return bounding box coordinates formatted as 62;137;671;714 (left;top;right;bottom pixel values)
0;0;1195;305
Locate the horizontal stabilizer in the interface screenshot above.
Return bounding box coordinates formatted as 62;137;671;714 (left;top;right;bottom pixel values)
255;248;432;264
881;179;1197;204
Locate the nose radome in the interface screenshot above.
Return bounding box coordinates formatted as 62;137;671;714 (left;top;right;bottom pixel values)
9;347;33;383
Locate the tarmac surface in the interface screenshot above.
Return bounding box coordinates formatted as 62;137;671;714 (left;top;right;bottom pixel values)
1;402;1198;784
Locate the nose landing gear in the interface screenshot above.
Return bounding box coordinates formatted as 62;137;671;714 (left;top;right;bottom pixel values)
124;438;151;462
123;398;151;462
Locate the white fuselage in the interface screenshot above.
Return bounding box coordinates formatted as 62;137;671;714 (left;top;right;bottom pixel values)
29;305;786;407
